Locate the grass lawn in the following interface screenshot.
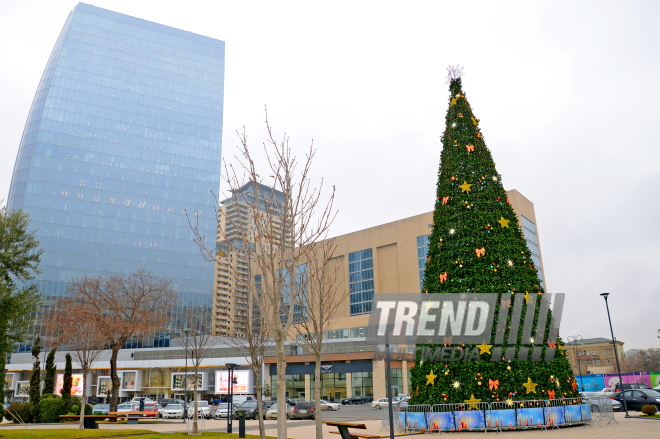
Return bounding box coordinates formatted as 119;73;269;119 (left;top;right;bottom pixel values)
0;430;277;439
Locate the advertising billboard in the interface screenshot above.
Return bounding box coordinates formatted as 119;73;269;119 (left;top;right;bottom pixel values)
4;373;14;391
56;374;84;396
171;373;205;391
215;370;252;394
15;381;30;397
97;376;113;397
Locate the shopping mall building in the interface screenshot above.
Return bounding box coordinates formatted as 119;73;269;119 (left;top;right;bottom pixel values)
4;190;545;404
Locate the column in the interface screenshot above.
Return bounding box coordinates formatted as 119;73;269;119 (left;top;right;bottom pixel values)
402;360;408;394
305;363;311;400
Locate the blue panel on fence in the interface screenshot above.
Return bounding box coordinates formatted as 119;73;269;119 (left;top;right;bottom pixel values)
398;412;406;426
544;406;565;426
404;412;427;430
485;409;516;429
453;411;485;431
516;407;544;427
580;404;591;422
564;404;582;423
426;412;454;431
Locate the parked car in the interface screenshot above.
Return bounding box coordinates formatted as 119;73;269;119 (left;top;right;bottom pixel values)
117;403;135;413
319;400;341;411
92;403;110;415
214;403;234;419
611;399;622;411
372;398;389;409
160;403;184;419
132;397;155;404
265;403;294;420
614;382;652;392
363;395;373;403
291;401;315;420
599;388;616;396
234;401;267;420
160;398;185;408
341;396;364;405
189;401;211;418
143;403;159;414
613;389;660;411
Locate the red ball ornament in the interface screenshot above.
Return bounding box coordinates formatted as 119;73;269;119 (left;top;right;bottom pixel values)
451;177;456;181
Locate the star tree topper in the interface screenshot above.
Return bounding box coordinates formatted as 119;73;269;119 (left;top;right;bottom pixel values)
426;370;437;385
446;65;465;84
523;377;538;394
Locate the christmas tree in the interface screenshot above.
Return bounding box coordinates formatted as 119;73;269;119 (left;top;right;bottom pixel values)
410;67;576;406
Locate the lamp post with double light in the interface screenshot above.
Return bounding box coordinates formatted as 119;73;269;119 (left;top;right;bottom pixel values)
600;293;629;418
226;363;237;433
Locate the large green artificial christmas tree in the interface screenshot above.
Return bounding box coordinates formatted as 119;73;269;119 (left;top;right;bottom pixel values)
410;68;577;406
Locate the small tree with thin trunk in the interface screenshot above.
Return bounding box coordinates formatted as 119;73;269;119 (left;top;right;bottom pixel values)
188;109;336;439
174;310;217;434
42;346;57;395
292;238;347;439
69;270;175;413
28;336;41;422
47;301;107;429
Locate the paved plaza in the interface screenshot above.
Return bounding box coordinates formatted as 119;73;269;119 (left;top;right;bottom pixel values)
2;409;658;438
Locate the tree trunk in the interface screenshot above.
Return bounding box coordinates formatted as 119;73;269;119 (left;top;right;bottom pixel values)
254;366;266;439
109;346;121;414
193;366;199;434
79;368;88;430
314;355;323;439
275;332;287;439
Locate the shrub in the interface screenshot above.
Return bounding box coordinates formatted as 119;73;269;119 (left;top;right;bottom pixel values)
69;404;79;415
0;404;4;420
40;395;64;423
641;404;658;415
5;403;30;423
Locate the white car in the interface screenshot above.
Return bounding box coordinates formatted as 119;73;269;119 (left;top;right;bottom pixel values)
117;403;136;412
599;388;616;396
319;400;340;411
372;398;389;409
265;403;293;420
160;403;184;419
214;403;234;419
189;401;211;418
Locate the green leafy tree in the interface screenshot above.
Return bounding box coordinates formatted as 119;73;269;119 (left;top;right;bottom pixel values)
0;202;42;360
42;346;57;395
61;354;73;412
410;70;576;405
28;336;41;422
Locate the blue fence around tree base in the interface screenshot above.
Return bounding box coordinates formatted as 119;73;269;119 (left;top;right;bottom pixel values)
397;398;590;432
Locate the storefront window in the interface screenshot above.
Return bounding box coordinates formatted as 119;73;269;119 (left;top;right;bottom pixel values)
310;373;347;402
385;369;403;396
351;372;373;397
270;374;306;400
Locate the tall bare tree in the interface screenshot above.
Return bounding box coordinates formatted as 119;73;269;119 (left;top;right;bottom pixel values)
70;270;175;412
292;238;347;439
624;348;660;373
188;109;336;439
46;301;107;429
174;311;217;435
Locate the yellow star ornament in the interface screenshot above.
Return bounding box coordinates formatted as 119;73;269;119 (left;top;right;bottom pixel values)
450;97;458;106
476;343;493;355
426;370;437;386
522;377;538;394
458;181;472;192
464;394;481;410
497;216;510;228
524;291;529;304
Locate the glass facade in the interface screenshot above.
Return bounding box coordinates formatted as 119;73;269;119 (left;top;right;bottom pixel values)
348;248;374;316
6;3;224;347
385;368;403;397
416;234;430;291
351;372;373;397
311;373;347;402
521;216;544;287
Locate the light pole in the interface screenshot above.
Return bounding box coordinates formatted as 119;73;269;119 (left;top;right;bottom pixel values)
567;335;585;391
183;330;189;423
226;363;237;433
600;293;629;417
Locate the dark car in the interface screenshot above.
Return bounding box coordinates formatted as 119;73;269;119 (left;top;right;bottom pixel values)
235;401;269;420
363;395;373;403
291;401;315;420
614;382;652;392
341;396;364;405
160;398;185;408
613;389;660;411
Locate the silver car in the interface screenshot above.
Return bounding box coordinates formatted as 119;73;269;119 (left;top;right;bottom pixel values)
319;400;341;411
214;403;234;419
160;403;184;419
265;403;293;420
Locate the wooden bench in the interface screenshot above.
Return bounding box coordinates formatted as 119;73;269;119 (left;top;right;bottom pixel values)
59;414;117;429
323;421;381;439
108;411;159;425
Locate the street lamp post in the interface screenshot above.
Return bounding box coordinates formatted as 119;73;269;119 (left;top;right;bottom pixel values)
600;293;629;418
567;335;585;391
226;363;237;433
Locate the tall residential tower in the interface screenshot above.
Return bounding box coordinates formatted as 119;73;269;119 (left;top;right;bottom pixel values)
6;3;224;347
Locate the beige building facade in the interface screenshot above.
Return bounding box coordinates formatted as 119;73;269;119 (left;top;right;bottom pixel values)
262;189;548;402
566;338;626;375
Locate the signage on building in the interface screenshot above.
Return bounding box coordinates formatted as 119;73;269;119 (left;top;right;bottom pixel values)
56;374;84;396
215;370;251;394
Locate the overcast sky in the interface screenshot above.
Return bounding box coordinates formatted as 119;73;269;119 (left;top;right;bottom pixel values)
1;0;658;350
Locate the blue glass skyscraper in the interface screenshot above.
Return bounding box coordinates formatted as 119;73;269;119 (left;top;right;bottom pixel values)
6;3;224;347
